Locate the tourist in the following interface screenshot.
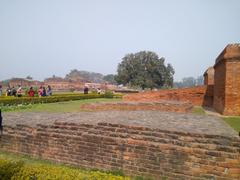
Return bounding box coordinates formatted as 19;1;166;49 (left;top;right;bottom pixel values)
84;86;89;94
16;85;22;97
28;87;35;97
11;86;17;96
6;86;11;96
38;86;43;97
47;85;52;96
0;84;2;96
97;88;101;94
42;87;47;96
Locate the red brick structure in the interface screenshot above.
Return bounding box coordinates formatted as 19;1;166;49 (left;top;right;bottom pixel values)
1;122;239;179
125;44;240;115
124;86;213;107
213;44;240;116
203;67;214;85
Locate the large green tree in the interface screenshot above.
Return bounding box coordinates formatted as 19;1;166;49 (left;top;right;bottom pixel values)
115;51;175;89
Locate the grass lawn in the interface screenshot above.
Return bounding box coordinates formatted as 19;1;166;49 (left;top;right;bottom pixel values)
191;106;206;115
223;116;240;132
8;98;121;113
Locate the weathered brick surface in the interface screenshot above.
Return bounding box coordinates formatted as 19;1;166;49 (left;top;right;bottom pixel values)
204;67;214;86
124;86;213;107
213;44;240;115
80;101;193;113
1;122;239;179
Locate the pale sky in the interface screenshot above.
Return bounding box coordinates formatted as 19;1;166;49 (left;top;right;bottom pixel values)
0;0;239;81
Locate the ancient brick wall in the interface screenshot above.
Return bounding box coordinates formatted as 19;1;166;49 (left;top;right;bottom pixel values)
80;101;193;113
1;122;239;179
124;86;213;107
204;67;214;86
213;44;240;115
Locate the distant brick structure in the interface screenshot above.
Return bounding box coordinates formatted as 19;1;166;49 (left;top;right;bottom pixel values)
213;44;240;115
203;67;214;85
125;44;240;116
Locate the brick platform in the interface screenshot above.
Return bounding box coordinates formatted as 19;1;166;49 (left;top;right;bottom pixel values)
80;101;193;113
123;86;213;107
1;112;239;179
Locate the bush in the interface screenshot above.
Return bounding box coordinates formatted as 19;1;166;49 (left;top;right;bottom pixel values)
0;93;105;106
0;159;24;180
104;90;114;98
0;158;129;180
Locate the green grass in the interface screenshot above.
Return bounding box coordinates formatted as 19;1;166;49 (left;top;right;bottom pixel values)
223;116;240;132
0;150;129;180
0;151;154;180
191;106;206;115
4;98;121;112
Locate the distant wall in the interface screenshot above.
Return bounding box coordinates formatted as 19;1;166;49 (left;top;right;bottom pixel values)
124;86;213;107
0;122;239;179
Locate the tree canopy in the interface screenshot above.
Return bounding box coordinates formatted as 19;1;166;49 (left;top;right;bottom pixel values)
115;51;175;89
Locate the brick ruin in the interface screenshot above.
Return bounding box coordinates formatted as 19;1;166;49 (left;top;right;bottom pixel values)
0;114;239;179
213;44;240;116
125;44;240;116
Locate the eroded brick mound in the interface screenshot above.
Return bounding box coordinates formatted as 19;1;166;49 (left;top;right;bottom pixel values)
80;100;193;113
124;85;213;106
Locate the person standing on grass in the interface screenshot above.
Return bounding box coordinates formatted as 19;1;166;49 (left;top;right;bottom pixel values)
6;86;11;96
42;87;47;96
28;87;35;97
47;85;52;96
0;84;2;96
38;86;43;97
16;85;22;97
84;86;89;94
11;86;17;96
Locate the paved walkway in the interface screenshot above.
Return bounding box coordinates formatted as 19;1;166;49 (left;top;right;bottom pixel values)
2;111;238;138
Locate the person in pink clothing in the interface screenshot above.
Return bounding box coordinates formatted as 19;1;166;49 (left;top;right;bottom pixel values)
38;86;43;97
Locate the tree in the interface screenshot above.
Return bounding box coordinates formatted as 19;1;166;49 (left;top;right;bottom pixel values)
26;75;33;80
115;51;175;89
174;75;204;88
103;74;116;84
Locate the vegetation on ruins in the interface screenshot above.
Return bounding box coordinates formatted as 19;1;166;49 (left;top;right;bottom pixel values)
103;74;117;84
115;51;175;89
65;69;105;83
223;117;240;132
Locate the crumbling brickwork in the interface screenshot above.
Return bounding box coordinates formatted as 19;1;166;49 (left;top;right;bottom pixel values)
213;44;240;115
124;86;213;107
0;122;239;179
204;67;214;86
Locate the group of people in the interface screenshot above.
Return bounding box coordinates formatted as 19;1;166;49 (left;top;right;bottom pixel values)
36;85;52;97
2;85;52;97
5;85;23;97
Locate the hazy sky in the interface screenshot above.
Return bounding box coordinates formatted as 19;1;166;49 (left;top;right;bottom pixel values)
0;0;239;81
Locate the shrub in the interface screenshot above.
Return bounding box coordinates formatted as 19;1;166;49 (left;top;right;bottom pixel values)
0;158;129;180
104;90;114;98
0;159;24;180
0;93;105;106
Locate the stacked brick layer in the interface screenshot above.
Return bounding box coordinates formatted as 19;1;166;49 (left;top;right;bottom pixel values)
123;86;213;107
80;101;193;113
0;122;239;179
